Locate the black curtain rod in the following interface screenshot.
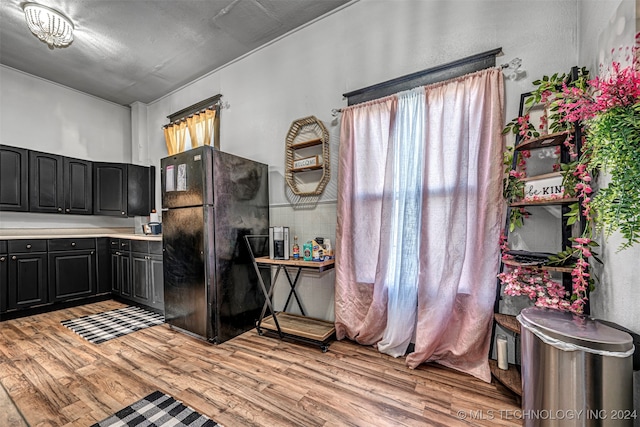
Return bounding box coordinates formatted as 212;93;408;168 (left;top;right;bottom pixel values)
167;94;222;123
342;47;503;106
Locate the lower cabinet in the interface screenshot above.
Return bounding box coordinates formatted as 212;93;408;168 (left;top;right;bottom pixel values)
95;238;111;294
132;252;151;303
130;240;163;311
7;240;48;310
48;238;96;302
0;241;8;313
149;255;164;311
110;239;131;298
0;237;163;317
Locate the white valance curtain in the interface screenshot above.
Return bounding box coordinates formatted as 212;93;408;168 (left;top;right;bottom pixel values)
164;107;217;155
335;68;505;381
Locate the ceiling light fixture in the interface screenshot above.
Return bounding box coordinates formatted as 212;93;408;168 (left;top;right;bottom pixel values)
22;2;74;49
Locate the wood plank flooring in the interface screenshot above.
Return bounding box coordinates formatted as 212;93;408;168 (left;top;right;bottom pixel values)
0;300;522;426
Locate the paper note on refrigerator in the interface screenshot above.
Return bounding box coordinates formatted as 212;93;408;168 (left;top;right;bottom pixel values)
177;164;187;191
165;165;175;192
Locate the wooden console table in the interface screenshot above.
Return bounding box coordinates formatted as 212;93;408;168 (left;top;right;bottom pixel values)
245;235;335;352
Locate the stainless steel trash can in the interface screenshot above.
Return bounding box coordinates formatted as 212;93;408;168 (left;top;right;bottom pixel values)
519;307;635;427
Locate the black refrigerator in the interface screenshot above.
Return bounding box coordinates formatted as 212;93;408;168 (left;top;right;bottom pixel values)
161;146;269;343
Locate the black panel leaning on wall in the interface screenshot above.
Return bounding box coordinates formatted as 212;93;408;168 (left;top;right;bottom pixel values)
0;144;155;217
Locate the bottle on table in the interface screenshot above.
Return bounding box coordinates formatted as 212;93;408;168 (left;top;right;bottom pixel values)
292;235;300;259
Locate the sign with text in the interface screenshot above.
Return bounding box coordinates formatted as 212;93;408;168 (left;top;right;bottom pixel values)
523;174;564;201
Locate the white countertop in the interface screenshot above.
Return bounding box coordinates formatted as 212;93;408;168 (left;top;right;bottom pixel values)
0;228;162;241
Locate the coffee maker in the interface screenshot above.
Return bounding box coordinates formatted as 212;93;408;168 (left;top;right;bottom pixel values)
269;226;290;260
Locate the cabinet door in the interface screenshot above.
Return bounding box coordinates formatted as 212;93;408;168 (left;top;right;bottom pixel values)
0;251;7;313
94;163;127;216
150;255;164;311
95;238;111;294
49;250;96;301
29;151;64;214
127;165;155;216
132;253;150;303
8;253;48;309
0;145;29;212
120;253;131;297
64;157;93;215
111;252;121;293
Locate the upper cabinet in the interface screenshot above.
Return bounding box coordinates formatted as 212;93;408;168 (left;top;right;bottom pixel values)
29;151;64;213
29;151;93;215
127;164;155;217
94;163;127;217
0;145;152;217
0;145;29;212
64;157;93;215
94;163;155;217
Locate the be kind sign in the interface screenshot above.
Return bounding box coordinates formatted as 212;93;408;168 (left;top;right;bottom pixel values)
523;174;565;202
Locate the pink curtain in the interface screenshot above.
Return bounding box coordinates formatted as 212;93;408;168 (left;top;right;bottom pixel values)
335;68;505;382
335;96;397;344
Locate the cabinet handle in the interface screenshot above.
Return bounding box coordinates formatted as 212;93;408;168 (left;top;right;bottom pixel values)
0;257;5;262
121;211;126;215
26;244;32;249
58;207;62;212
91;251;95;255
12;256;17;260
71;242;76;247
65;208;70;212
121;243;126;247
116;251;121;256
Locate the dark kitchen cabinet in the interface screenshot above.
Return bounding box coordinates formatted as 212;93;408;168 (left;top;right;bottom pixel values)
29;152;93;215
110;239;131;297
48;239;96;302
0;241;7;313
29;151;64;213
95;238;111;294
94;163;127;216
132;252;151;303
64;157;93;215
0;145;29;212
130;240;163;311
149;253;164;311
7;240;48;310
94;163;155;217
128;165;155;217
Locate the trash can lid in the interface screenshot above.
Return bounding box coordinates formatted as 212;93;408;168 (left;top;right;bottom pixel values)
520;307;633;353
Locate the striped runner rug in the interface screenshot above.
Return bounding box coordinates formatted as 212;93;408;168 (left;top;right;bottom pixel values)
92;391;220;427
61;306;164;344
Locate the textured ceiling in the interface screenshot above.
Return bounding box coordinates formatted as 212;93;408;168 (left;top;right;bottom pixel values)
0;0;351;105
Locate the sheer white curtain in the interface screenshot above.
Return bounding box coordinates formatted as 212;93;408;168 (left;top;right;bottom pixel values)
335;68;505;381
376;88;425;356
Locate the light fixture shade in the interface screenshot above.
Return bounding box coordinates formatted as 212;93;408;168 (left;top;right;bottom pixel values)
22;2;74;49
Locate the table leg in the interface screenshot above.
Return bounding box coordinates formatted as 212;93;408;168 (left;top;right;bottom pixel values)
282;267;305;316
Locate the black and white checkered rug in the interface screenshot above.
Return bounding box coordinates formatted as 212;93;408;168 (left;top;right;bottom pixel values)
61;306;164;344
91;391;219;426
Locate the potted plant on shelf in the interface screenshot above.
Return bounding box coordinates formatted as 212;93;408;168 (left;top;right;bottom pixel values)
499;36;640;313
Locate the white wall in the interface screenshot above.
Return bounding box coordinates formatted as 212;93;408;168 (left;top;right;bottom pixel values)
0;65;134;229
145;0;582;320
577;0;640;335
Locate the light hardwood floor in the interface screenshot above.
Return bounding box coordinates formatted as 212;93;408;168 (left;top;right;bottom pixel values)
0;300;522;426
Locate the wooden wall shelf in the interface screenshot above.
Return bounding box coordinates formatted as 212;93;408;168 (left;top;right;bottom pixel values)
510;197;578;207
285;116;330;197
514;130;570;151
494;313;520;334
